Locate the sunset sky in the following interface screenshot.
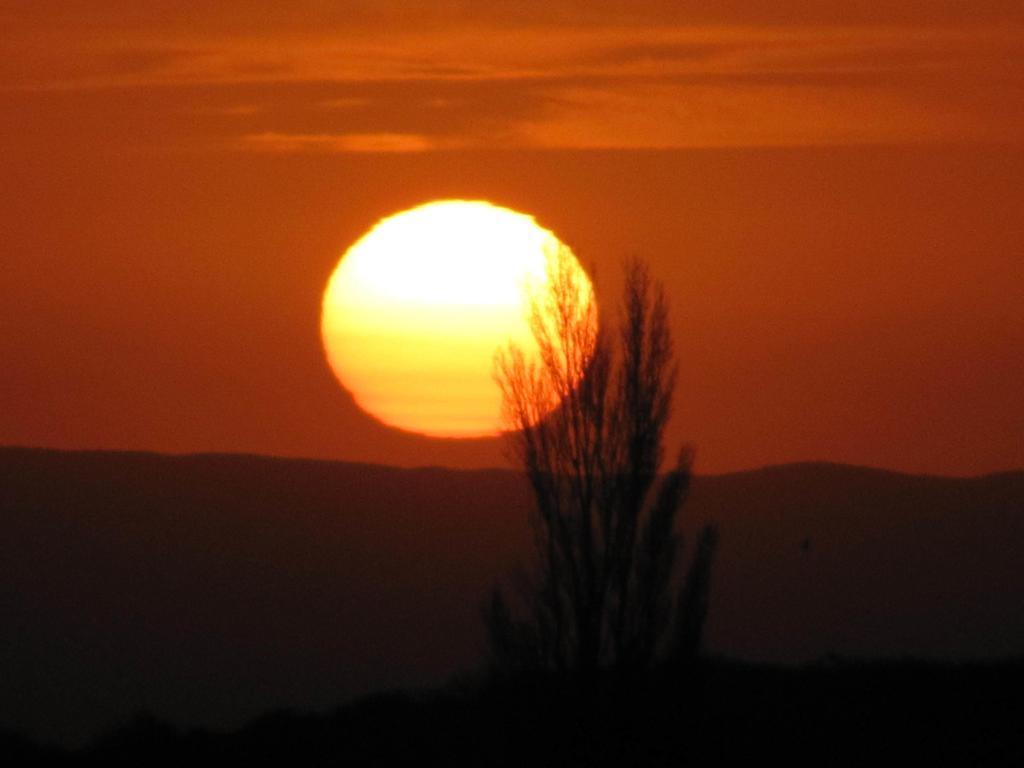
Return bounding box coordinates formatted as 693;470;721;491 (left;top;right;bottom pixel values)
2;2;1022;475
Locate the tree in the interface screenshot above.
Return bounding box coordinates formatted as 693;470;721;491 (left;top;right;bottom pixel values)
485;247;717;677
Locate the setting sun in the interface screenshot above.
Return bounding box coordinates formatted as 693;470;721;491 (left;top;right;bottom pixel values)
321;200;593;437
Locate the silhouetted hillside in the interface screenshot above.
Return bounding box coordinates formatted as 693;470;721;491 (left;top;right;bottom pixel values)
691;462;1024;662
1;447;1022;746
9;660;1024;765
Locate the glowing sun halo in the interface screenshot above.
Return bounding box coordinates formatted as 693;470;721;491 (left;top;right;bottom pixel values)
321;200;593;438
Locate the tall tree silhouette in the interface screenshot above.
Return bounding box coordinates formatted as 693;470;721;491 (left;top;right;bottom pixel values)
486;248;716;675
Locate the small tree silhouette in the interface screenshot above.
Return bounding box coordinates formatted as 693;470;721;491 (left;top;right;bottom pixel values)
485;248;717;676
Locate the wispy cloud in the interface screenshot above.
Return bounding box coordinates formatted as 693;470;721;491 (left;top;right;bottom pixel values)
2;17;1021;151
516;82;1008;149
241;131;437;153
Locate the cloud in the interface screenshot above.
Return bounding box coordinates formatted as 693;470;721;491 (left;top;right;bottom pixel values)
241;131;436;153
515;82;1006;149
6;23;1021;89
2;17;1020;152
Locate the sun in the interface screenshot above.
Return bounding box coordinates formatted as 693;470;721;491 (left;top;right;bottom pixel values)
320;200;593;438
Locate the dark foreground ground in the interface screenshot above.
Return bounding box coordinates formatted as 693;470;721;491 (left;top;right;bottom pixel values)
6;659;1023;766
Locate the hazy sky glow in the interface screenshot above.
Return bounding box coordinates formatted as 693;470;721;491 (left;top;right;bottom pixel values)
1;2;1022;474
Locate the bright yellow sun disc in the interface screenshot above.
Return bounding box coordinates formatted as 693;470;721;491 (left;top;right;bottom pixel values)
321;200;592;437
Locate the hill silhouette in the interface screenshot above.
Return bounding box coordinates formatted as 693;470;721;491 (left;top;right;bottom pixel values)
6;660;1024;765
1;446;1022;746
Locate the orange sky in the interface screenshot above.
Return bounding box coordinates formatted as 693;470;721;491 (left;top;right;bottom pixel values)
2;2;1022;475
